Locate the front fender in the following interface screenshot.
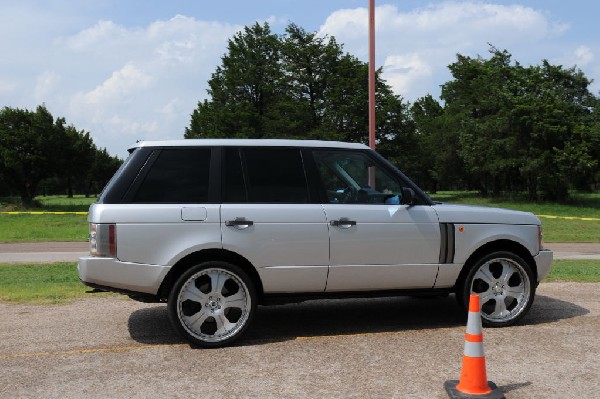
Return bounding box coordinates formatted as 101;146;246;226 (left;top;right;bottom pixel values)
453;224;539;265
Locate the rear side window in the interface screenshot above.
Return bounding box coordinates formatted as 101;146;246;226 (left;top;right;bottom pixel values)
132;148;211;203
224;148;309;203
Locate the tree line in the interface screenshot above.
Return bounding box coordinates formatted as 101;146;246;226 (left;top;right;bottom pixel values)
0;105;122;205
186;23;599;201
2;22;597;204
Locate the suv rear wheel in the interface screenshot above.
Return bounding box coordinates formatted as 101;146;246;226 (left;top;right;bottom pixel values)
458;251;535;327
168;261;256;347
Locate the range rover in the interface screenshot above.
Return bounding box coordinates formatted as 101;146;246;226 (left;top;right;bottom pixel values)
78;139;553;347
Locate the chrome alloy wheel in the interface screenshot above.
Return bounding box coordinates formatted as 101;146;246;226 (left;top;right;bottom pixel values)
470;257;531;324
175;267;252;345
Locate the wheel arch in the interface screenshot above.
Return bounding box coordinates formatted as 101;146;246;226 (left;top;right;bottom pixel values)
158;249;264;303
454;239;537;290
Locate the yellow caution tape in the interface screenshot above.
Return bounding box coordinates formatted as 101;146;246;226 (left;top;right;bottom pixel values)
537;214;600;221
0;211;88;215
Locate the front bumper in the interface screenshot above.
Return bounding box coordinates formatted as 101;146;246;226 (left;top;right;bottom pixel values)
534;249;553;282
78;256;170;295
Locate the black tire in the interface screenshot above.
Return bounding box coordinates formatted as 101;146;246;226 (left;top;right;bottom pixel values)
457;251;535;327
168;261;257;348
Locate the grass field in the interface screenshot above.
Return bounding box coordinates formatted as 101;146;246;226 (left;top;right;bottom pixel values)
0;263;114;304
0;260;597;304
0;193;598;242
543;260;600;283
0;195;96;212
429;191;600;218
429;191;600;242
0;196;92;242
0;214;89;242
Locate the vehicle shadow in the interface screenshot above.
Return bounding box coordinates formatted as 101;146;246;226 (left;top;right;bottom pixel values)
127;305;183;345
127;293;589;346
522;294;589;325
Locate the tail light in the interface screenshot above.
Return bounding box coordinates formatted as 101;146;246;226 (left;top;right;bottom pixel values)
538;225;544;250
90;223;117;257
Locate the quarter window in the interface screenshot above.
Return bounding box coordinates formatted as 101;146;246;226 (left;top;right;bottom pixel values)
132;148;211;203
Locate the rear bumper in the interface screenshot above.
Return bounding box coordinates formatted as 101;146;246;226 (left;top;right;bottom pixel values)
534;249;553;282
78;256;170;295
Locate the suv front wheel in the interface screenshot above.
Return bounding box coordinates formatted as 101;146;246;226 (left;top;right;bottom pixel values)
458;251;535;327
168;261;257;347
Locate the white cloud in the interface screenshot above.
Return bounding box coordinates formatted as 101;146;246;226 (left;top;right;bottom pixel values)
264;15;289;27
552;45;597;94
34;71;60;103
319;1;571;100
64;20;129;51
573;45;594;66
81;64;153;104
382;53;433;96
2;14;242;156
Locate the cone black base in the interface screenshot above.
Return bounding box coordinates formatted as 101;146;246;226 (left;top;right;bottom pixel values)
444;380;505;399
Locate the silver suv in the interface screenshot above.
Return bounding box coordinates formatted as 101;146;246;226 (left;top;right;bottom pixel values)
78;139;553;347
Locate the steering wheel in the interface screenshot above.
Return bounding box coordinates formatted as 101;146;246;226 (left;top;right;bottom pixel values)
341;186;357;203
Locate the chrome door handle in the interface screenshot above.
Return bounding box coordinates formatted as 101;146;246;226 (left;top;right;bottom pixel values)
330;218;357;228
225;218;254;229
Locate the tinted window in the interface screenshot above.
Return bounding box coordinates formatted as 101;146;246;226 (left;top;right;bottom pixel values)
223;148;246;202
98;147;151;204
133;148;211;203
224;148;309;203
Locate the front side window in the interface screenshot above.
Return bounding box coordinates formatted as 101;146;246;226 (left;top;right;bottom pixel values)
313;150;404;204
132;148;211;203
224;148;309;203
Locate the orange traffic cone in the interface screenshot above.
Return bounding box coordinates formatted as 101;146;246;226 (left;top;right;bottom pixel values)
444;294;505;399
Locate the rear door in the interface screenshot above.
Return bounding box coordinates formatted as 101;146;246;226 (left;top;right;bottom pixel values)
220;147;329;293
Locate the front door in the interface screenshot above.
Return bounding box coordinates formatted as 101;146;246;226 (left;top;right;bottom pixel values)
312;149;440;292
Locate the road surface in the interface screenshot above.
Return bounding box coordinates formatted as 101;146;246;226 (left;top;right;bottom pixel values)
0;282;598;398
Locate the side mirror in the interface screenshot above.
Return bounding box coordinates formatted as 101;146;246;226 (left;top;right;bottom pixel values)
401;187;415;206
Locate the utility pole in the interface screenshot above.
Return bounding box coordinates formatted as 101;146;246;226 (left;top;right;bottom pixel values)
368;0;376;150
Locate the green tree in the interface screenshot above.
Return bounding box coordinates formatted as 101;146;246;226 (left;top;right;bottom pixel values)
87;147;122;197
410;94;465;192
0;105;122;202
513;61;598;199
441;46;598;200
186;22;283;138
588;98;600;188
186;21;416;159
442;48;518;196
56;122;96;198
279;23;345;137
0;105;63;205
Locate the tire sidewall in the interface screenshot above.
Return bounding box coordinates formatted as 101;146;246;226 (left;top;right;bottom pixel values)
461;251;536;327
168;261;257;348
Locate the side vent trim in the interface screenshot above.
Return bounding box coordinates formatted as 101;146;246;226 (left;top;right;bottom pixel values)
439;223;455;264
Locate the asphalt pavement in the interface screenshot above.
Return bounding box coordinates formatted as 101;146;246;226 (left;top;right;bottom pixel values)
0;282;598;398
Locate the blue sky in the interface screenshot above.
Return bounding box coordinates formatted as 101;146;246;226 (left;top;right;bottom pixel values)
1;1;599;157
